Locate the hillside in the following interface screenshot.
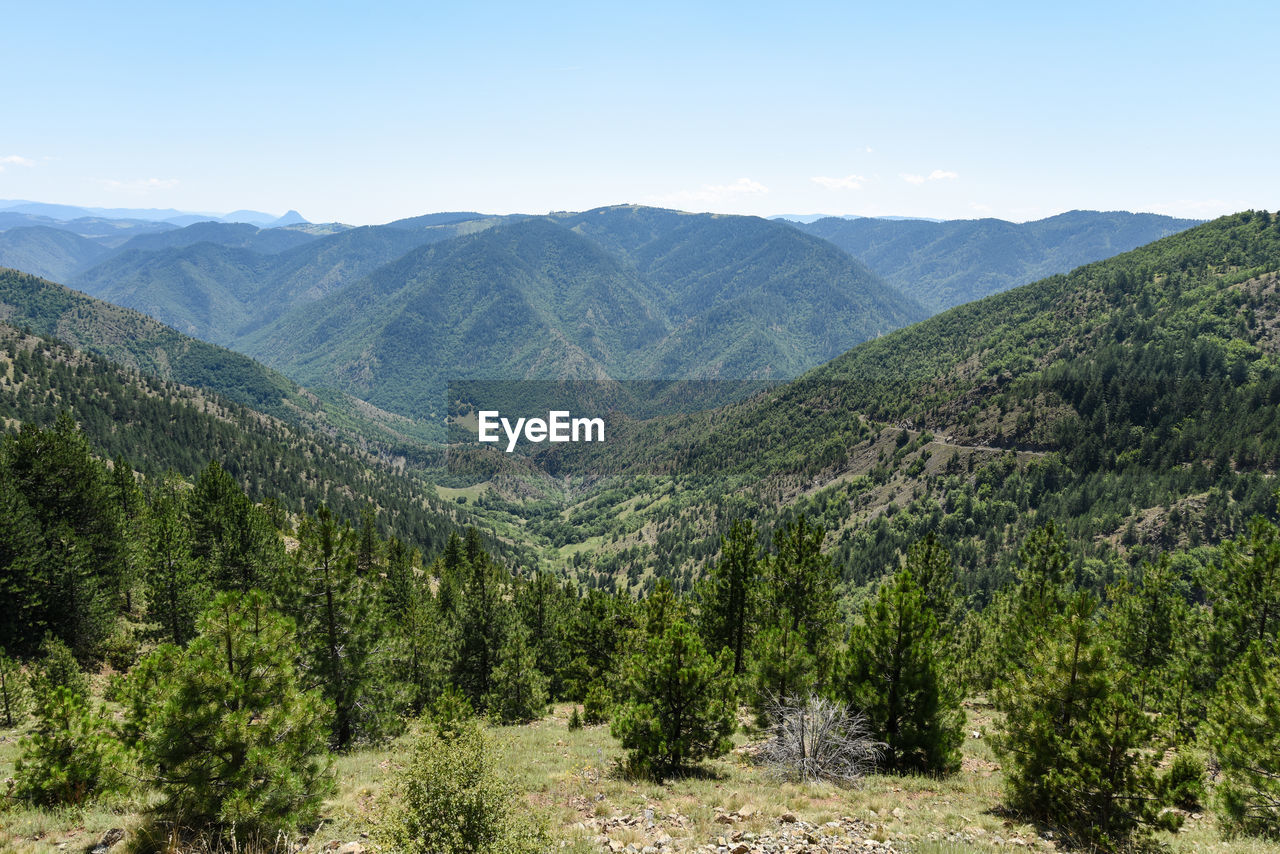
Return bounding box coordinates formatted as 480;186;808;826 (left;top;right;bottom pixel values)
0;267;436;449
794;210;1200;311
484;212;1280;594
68;217;504;342
0;226;115;281
0;323;464;550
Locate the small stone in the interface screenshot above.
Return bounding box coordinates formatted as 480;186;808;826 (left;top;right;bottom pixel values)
335;844;364;854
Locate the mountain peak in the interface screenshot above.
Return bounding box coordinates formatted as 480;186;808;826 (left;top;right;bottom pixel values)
272;210;308;227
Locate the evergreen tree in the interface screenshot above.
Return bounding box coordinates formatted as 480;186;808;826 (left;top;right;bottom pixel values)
993;591;1175;850
1200;514;1280;674
144;471;206;646
136;591;334;839
3;414;123;659
1207;641;1280;839
13;683;126;806
485;622;549;724
841;567;963;774
0;646;28;727
454;548;510;707
284;504;379;748
612;618;736;782
1105;555;1186;713
765;514;839;660
515;571;569;700
0;471;49;657
698;518;759;676
189;461;284;594
357;505;380;578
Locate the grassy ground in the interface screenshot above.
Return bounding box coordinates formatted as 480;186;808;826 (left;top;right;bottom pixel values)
3;701;1279;852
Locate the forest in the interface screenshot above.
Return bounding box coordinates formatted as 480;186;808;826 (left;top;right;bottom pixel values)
2;213;1280;854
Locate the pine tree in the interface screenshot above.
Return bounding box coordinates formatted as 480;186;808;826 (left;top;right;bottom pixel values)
515;571;569;699
14;683;125;806
2;415;123;659
0;646;28;727
189;461;284;594
1200;514;1280;674
454;548;509;707
284;504;378;748
137;591;334;839
841;567;963;774
485;622;549;724
1207;641;1280;839
612;618;736;782
357;505;380;578
144;471;206;646
766;514;838;659
698;518;759;676
993;591;1175;850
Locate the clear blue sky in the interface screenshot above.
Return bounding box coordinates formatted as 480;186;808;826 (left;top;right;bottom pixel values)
2;1;1275;224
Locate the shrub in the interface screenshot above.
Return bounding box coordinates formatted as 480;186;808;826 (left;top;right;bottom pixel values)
756;695;882;785
1160;752;1207;812
568;706;583;730
377;718;548;854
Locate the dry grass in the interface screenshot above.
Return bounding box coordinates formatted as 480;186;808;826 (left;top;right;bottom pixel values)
3;700;1280;852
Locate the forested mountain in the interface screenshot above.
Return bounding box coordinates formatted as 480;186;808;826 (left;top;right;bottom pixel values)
0;323;465;550
242;208;924;420
792;210;1200;311
0;267;435;448
68;217;505;342
514;212;1280;595
113;220;320;255
0;226;114;281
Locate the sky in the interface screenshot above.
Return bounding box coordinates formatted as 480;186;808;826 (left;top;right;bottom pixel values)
1;1;1276;225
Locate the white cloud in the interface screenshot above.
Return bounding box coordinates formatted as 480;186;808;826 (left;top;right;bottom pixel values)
969;202;992;213
0;155;35;171
99;177;180;194
648;177;769;208
811;174;867;191
902;169;958;185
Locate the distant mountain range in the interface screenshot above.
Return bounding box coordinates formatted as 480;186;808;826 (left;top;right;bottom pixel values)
0;201;1206;431
788;210;1201;311
0;199;310;228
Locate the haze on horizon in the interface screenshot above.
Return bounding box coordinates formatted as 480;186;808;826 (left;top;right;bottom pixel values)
1;1;1274;226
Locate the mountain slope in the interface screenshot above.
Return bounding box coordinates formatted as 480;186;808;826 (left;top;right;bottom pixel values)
527;212;1280;593
0;226;113;281
555;206;925;378
0;323;467;552
67;218;506;342
241;210;925;421
242;217;670;419
0;266;434;448
794;210;1200;311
